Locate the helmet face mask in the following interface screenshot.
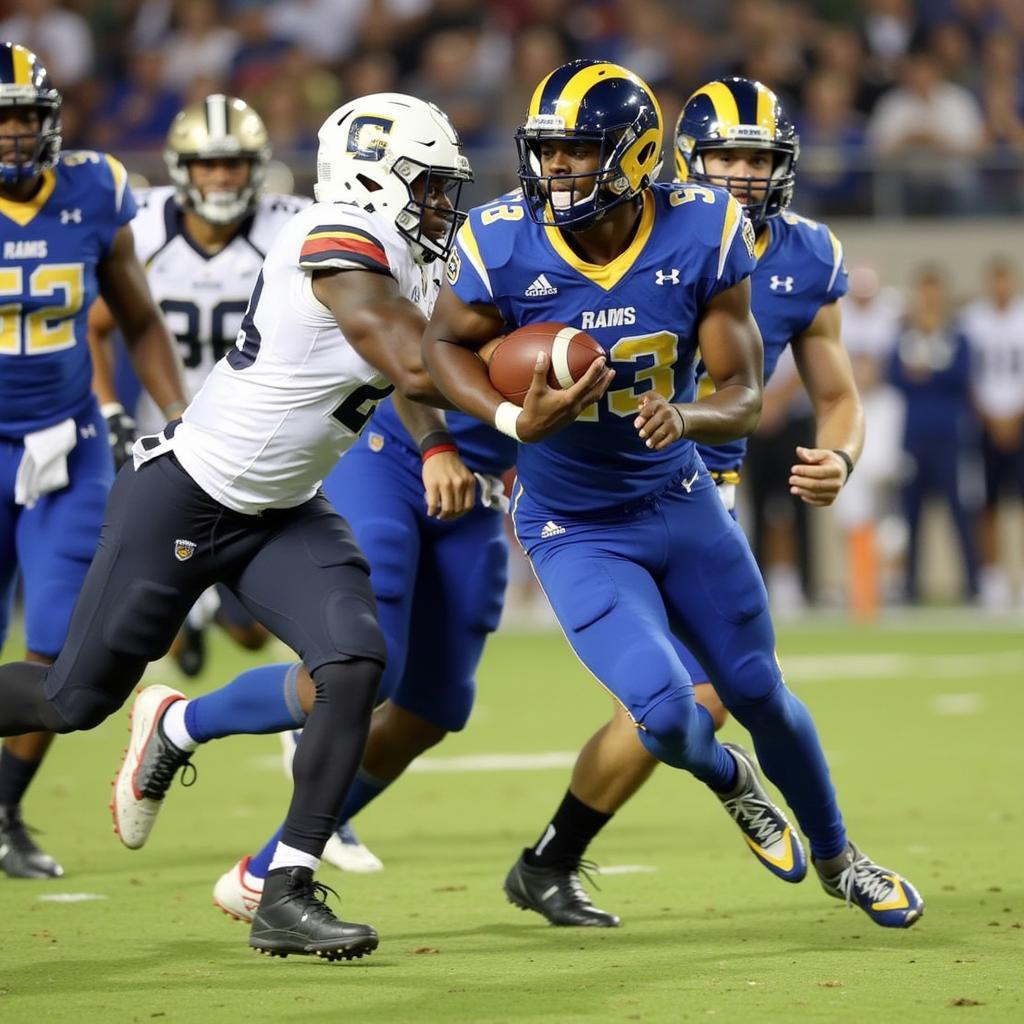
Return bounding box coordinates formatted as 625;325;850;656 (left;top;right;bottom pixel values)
675;77;798;229
516;60;663;231
0;44;61;186
165;95;271;224
314;93;473;265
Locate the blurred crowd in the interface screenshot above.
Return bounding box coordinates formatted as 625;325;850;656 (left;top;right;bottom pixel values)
2;0;1024;214
745;256;1024;614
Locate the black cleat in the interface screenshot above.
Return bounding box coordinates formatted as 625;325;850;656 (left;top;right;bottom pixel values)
503;850;620;927
248;866;378;961
0;804;64;879
173;623;206;678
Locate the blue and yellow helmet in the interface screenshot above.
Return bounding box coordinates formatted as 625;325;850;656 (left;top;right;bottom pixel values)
515;59;663;230
0;42;61;184
675;77;798;228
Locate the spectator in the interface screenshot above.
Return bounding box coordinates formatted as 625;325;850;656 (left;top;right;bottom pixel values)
888;266;980;603
162;0;240;92
835;265;905;614
0;0;94;87
796;70;870;215
94;49;183;152
866;45;985;214
962;257;1024;609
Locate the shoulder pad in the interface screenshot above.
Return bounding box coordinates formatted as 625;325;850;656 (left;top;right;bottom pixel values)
781;210;845;290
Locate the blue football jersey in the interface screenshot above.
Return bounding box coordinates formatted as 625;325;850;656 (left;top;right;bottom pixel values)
367;399;517;477
449;183;756;512
700;210;848;474
0;150;136;436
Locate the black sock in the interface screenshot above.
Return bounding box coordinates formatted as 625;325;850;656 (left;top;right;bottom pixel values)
279;659;380;857
0;746;43;807
524;790;613;868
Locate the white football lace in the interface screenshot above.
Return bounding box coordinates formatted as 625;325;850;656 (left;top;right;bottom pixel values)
722;794;784;847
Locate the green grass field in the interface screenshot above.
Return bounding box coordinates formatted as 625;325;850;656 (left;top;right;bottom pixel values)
1;614;1022;1023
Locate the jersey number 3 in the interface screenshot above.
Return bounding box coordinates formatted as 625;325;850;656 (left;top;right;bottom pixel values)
0;264;84;355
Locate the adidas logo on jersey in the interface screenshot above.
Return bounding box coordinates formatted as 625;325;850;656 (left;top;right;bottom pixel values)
540;520;566;538
525;274;558;297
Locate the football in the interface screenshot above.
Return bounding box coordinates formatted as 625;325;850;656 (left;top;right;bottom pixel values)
486;322;606;404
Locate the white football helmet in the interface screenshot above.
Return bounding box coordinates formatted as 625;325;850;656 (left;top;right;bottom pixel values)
314;93;473;264
165;94;271;225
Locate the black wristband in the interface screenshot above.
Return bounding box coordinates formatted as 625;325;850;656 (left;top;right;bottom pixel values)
831;449;854;483
418;430;455;455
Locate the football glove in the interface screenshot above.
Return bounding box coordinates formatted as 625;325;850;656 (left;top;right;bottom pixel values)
101;402;136;471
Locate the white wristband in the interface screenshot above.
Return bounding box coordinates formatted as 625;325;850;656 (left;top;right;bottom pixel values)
100;402;125;418
494;401;524;442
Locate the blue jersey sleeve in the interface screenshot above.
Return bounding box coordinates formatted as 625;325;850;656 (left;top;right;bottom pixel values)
689;191;756;307
63;151;137;255
447;218;494;307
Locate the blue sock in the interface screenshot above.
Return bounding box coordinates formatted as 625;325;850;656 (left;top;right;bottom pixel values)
185;663;305;744
247;771;392;880
731;684;847;860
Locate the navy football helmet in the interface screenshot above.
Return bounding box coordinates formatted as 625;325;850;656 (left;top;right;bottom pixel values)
675;77;798;228
515;59;663;230
0;43;61;184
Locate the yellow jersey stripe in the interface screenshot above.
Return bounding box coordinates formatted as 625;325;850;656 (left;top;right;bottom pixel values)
544;189;655;291
754;220;772;263
457;221;492;297
104;154;128;213
691;82;740;131
826;228;844;292
558;63;633;130
12;45;32;86
717;196;742;280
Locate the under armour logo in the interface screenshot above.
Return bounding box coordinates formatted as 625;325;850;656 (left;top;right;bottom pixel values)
770;275;795;292
655;269;680;286
60;208;82;224
79;423;97;439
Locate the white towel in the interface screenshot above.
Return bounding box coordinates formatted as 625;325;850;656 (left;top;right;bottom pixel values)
474;472;510;513
14;418;78;508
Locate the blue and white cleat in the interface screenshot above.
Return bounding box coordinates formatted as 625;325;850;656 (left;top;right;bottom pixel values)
716;742;807;883
322;821;384;874
814;842;924;928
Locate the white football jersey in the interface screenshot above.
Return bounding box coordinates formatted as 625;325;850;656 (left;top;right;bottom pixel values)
130;186;311;432
168;201;437;514
961;296;1024;418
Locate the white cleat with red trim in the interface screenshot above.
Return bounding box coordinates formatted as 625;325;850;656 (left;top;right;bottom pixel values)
213;856;264;923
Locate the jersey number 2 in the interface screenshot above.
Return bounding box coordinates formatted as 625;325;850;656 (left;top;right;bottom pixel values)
0;264;84;355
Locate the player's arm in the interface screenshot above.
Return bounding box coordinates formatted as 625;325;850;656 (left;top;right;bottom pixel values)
422;283;613;443
97;224;187;420
311;267;453;408
635;278;763;450
788;301;865;506
391;392;477;521
87;296;137;469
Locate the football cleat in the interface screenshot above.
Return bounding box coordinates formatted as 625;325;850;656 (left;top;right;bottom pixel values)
111;685;195;849
503;851;620;927
814;842;924;928
213;855;263;923
322;821;384;874
0;805;64;879
248;866;378;960
716;742;807;883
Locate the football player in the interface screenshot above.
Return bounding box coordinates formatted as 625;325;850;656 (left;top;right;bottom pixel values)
89;95;309;676
0;92;477;961
0;43;185;880
422;62;923;929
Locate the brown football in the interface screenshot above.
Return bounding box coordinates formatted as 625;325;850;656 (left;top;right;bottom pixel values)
487;322;606;404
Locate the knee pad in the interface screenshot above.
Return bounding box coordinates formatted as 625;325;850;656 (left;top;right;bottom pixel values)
312;658;382;706
51;683;122;732
728;679;798;733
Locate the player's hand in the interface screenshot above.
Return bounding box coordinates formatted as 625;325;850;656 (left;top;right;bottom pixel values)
421;450;477;520
634;394;685;450
517;351;614;443
789;446;847;506
101;402;136;471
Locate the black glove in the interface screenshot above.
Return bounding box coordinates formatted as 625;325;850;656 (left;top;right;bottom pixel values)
101;402;136;471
